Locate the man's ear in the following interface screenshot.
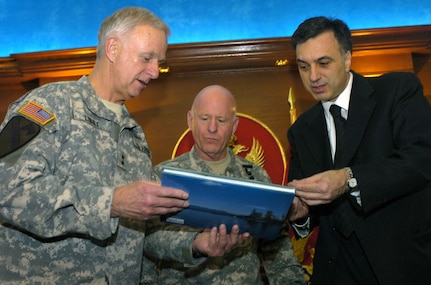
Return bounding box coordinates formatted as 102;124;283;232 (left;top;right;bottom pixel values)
105;37;118;62
344;50;352;72
232;116;239;134
187;111;193;130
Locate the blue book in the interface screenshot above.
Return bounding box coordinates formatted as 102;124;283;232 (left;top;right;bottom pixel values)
160;166;295;240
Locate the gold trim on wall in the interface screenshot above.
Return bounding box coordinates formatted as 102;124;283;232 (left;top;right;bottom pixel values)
1;25;430;84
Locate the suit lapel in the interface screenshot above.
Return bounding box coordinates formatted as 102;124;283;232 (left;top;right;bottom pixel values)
339;73;376;167
302;104;334;170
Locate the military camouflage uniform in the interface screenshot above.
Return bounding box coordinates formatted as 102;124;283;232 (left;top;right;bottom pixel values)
152;147;305;285
0;76;203;284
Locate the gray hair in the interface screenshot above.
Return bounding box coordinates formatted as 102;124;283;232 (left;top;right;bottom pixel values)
96;6;171;57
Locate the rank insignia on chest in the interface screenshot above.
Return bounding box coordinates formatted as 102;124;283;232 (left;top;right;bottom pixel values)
18;101;56;125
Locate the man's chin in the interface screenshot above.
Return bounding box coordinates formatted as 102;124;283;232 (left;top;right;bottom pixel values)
129;90;143;99
312;92;333;102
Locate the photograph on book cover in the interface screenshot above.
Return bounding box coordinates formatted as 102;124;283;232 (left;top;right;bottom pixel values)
160;166;295;240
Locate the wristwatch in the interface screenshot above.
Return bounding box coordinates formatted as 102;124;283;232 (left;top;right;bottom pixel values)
345;167;358;191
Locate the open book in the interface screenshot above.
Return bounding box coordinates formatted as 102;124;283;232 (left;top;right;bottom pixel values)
160;166;295;240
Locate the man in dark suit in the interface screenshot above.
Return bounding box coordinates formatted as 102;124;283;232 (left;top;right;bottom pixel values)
286;16;431;285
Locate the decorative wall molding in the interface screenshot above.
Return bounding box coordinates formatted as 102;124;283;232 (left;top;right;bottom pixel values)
1;25;430;164
1;25;430;85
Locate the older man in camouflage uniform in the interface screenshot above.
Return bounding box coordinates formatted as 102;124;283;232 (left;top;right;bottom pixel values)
0;8;246;284
152;85;305;284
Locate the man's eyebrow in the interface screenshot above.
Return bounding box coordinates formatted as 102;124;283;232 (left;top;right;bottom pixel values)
140;51;163;59
297;56;333;64
138;52;167;65
316;55;333;61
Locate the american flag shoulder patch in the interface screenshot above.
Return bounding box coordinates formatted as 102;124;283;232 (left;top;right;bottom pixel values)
18;101;56;125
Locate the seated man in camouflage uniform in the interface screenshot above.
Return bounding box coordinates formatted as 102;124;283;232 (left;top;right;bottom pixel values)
151;85;305;284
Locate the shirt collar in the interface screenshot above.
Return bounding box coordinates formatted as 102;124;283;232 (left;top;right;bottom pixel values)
322;72;353;119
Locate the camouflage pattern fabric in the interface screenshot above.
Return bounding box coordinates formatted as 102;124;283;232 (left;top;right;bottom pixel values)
0;76;200;284
151;147;305;285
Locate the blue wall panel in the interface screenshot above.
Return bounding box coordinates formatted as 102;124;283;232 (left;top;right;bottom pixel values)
0;0;430;57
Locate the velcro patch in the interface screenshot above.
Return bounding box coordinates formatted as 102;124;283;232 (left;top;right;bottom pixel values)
18;101;55;125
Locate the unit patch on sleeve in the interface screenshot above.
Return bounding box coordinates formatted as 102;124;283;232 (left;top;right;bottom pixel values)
18;101;56;125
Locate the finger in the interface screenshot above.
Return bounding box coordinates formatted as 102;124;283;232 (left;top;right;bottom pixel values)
155;195;190;210
239;232;250;242
209;226;218;248
296;189;324;200
229;224;240;244
167;189;190;200
217;224;228;247
301;198;329;206
218;224;227;235
156;183;189;200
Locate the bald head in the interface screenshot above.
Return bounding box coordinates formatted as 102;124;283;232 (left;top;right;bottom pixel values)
188;85;238;161
191;85;237;116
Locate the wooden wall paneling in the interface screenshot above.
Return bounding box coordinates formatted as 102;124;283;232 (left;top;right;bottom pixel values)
351;53;415;76
0;25;430;164
129;67;307;164
413;53;431;103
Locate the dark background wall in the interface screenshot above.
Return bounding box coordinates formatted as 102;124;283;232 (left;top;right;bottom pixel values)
1;0;430;57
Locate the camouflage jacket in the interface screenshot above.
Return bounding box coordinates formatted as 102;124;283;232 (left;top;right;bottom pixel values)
0;76;201;284
152;147;305;285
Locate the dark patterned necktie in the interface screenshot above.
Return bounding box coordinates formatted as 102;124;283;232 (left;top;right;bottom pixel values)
329;104;346;163
329;104;353;237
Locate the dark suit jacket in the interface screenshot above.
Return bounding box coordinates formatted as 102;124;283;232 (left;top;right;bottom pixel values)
288;72;431;285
